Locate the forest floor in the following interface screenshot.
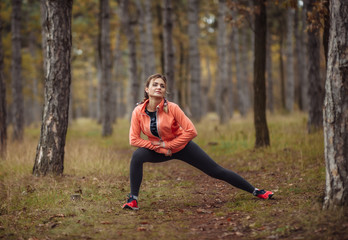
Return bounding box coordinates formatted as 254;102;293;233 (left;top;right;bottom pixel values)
1;113;348;240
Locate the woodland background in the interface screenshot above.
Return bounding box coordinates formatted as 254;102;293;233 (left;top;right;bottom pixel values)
1;0;348;239
0;0;326;131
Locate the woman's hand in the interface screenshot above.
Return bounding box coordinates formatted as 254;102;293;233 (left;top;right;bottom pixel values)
152;141;171;156
165;149;172;156
151;141;166;148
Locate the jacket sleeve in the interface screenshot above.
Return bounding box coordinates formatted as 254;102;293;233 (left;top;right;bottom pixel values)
129;107;157;150
163;104;197;149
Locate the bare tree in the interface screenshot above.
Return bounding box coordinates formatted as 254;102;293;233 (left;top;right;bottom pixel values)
323;0;348;209
266;16;274;113
33;0;73;176
285;7;295;112
136;0;156;78
162;0;176;101
232;9;248;117
0;14;6;158
306;0;324;133
294;6;308;111
11;0;24;141
99;0;113;136
253;0;270;148
188;0;202;121
120;0;139;115
216;0;229;124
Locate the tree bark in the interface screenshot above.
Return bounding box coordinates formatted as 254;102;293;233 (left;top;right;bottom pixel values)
240;26;251;115
216;0;229;124
233;10;248;117
253;0;270;148
322;0;330;67
11;0;24;141
188;0;202;121
120;0;139;116
135;0;148;86
0;13;6;158
33;0;72;176
99;0;113;136
323;0;348;209
144;0;156;76
162;0;176;101
306;0;324;133
266;17;274;113
285;8;295;112
278;17;286;110
295;6;308;111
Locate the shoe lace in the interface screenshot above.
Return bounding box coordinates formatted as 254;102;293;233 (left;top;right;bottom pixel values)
254;189;266;196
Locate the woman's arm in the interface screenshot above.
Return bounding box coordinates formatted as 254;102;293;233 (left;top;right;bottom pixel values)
163;104;197;150
129;108;158;150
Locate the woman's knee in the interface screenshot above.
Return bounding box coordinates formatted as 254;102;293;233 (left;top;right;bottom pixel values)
131;148;154;164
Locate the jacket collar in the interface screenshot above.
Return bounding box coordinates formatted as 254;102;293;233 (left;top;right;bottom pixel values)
140;98;165;113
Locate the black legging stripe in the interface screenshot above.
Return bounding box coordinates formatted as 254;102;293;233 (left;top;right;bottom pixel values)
129;141;255;196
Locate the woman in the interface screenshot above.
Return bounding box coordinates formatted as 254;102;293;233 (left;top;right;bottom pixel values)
122;73;273;210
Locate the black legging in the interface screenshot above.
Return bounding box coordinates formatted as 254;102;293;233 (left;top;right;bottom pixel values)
129;141;255;197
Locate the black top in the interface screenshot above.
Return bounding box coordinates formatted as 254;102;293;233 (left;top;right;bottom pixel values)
145;108;159;138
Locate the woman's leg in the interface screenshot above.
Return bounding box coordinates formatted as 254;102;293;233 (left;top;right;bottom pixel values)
173;141;255;193
129;148;171;196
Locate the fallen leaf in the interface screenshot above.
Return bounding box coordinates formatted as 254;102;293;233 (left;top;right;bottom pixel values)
49;214;65;220
137;226;147;231
196;208;212;214
101;221;112;225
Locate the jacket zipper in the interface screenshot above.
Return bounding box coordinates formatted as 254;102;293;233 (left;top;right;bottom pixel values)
156;105;162;141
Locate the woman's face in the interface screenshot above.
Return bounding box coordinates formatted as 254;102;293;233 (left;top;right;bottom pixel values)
145;78;166;99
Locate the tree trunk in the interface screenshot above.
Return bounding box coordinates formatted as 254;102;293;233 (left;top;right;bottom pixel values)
253;0;270;148
33;0;72;176
99;0;113;136
135;0;147;86
156;3;165;74
278;19;286;110
266;17;274;113
202;55;212;117
323;0;348;209
188;0;202;122
11;0;24;141
144;0;156;76
240;26;251;115
285;8;295;112
87;61;96;119
216;0;229;124
233;10;247;117
295;6;308;111
28;31;42;125
306;0;324;133
162;0;176;101
0;14;6;158
322;0;330;67
300;6;309;111
120;0;139;116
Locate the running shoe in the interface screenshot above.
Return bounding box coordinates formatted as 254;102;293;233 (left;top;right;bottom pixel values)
253;189;274;199
122;194;139;210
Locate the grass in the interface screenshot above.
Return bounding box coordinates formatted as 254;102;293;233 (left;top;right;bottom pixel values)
0;112;347;239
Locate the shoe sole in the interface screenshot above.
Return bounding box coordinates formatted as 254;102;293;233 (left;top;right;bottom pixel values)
122;205;139;210
257;193;274;199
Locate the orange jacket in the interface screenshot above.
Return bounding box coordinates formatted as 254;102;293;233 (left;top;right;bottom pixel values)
129;99;197;155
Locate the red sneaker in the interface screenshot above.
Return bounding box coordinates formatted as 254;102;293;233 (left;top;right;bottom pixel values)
122;195;139;210
253;189;274;199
